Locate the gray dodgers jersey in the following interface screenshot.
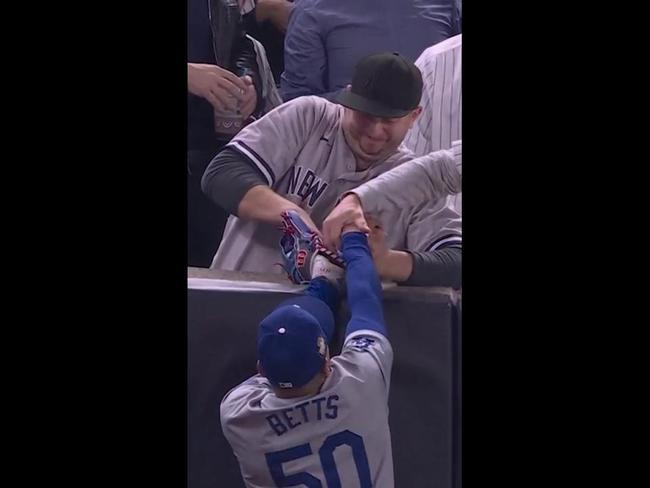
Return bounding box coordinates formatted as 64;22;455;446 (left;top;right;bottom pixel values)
352;141;462;252
210;96;416;272
221;330;394;488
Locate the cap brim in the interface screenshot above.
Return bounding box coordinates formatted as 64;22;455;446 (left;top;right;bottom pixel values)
336;90;411;118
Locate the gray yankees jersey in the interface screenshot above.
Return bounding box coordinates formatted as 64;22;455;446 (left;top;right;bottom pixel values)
221;330;394;488
352;141;462;252
211;96;416;273
404;34;462;213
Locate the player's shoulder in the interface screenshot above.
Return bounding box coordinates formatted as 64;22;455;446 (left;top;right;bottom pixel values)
342;330;392;355
330;331;393;387
220;375;270;420
345;334;386;352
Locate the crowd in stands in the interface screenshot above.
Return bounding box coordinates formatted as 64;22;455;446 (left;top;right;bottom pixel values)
188;0;462;289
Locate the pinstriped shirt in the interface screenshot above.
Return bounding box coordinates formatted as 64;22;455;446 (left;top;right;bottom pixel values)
404;34;462;214
404;34;462;154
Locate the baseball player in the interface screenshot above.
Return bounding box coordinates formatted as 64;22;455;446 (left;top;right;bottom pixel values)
404;34;462;212
201;52;424;274
220;210;394;487
323;140;462;287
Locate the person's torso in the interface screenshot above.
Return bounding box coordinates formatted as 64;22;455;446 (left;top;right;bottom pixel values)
404;34;462;156
404;35;463;214
212;98;414;272
188;0;219;149
314;0;458;92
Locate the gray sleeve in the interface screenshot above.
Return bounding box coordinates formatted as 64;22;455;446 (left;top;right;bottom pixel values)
201;147;268;215
339;331;394;399
406;196;462;252
400;247;462;288
352;148;462;216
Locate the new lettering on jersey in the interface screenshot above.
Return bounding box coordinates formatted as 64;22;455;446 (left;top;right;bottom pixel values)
287;167;329;207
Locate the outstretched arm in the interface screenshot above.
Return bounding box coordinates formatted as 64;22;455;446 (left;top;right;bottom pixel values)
323;145;462;251
341;231;387;339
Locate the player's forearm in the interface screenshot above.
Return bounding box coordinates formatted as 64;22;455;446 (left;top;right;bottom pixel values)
342;232;387;337
237;185;302;225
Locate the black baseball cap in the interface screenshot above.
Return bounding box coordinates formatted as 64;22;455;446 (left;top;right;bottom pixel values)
336;52;423;118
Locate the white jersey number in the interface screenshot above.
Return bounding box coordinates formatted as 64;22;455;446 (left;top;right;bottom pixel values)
265;429;371;487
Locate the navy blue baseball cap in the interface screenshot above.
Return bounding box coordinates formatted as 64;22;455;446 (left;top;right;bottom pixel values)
258;303;329;389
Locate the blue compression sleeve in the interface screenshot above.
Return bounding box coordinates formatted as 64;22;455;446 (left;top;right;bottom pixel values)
341;232;387;338
302;276;340;313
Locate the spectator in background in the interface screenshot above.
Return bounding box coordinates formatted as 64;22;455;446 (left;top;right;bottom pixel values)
322;34;464;287
404;33;462;212
241;0;295;86
281;0;461;101
188;0;279;267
